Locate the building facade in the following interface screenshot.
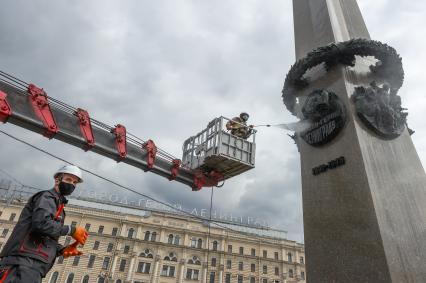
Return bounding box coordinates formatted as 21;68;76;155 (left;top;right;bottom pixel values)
0;197;305;283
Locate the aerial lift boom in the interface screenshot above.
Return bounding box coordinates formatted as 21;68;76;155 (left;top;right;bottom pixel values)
0;72;256;190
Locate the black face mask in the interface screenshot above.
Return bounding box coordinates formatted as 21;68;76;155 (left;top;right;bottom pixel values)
58;181;75;196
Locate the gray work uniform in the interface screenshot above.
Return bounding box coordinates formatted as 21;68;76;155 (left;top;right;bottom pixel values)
0;189;70;282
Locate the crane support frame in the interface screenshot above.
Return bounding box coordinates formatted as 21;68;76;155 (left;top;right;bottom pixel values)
0;80;197;188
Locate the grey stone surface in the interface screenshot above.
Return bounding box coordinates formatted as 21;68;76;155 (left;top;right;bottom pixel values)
291;0;426;282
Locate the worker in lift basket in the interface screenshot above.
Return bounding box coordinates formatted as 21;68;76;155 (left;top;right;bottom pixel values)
226;112;253;139
0;165;89;283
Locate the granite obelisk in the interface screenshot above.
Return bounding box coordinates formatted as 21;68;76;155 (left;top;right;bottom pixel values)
287;0;426;282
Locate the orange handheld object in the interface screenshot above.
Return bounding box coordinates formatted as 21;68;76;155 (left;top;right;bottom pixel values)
72;226;89;245
62;241;83;258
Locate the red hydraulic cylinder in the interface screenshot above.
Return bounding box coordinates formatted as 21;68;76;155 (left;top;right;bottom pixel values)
143;139;157;170
76;108;95;149
169;159;181;181
27;84;58;139
0;90;11;123
112;124;127;160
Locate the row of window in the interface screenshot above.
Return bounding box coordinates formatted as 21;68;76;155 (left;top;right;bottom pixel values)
63;234;303;264
225;260;279;275
82;223;123;237
49;272;123;283
49;269;305;283
230;274;278;283
227;245;303;263
59;253;304;280
224;271;305;283
136;262;212;281
68;224;304;263
61;246;296;273
57;253;201;273
214;271;305;283
71;222;178;246
58;239;303;272
2;216;176;246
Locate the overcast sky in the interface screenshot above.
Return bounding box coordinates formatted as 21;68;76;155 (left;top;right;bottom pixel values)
0;0;425;243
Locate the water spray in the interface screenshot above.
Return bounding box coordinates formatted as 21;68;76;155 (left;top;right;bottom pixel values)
252;120;311;133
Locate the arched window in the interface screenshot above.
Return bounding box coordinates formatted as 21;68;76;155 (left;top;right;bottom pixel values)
188;256;201;265
151;232;157;242
116;280;122;283
164;252;177;262
97;277;105;283
174;235;180;245
144;231;150;241
49;271;59;283
128;228;134;239
197;238;202;249
82;275;90;283
168;234;180;245
212;241;218;251
66;273;74;283
139;248;153;258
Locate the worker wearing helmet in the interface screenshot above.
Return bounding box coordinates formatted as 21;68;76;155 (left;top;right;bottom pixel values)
0;165;89;283
226;112;253;139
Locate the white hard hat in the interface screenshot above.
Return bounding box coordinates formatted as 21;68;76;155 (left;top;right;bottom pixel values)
54;165;83;183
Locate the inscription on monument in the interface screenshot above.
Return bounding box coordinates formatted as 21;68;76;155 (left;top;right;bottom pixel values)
312;156;345;175
301;90;346;146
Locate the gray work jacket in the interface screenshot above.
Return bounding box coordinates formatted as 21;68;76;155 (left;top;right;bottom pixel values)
0;189;70;276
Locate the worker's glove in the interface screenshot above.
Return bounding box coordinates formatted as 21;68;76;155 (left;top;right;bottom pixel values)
62;241;83;258
71;226;88;245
